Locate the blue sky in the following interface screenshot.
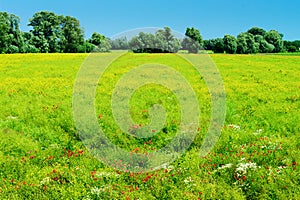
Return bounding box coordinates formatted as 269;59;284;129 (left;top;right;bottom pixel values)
0;0;299;40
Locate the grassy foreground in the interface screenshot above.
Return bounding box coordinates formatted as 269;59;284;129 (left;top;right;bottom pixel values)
0;53;299;199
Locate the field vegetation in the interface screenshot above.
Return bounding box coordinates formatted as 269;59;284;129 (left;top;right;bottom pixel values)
0;53;299;199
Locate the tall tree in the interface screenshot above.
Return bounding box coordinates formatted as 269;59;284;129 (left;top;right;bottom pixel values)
28;11;62;53
223;34;237;54
237;32;258;54
183;27;203;53
129;32;156;53
212;38;224;53
88;32;111;52
60;16;85;53
0;12;24;53
185;27;203;46
155;27;181;53
264;30;284;53
129;27;180;53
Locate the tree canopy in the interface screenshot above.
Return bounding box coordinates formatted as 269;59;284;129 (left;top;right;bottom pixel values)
128;27;181;53
0;11;297;54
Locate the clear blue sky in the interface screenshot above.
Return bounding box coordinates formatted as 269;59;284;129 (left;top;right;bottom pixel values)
0;0;299;40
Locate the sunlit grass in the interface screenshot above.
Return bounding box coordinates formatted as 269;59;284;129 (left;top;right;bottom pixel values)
0;53;299;199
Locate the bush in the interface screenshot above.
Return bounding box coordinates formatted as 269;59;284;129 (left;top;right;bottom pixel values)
213;41;224;53
7;45;19;54
24;44;40;53
287;45;297;52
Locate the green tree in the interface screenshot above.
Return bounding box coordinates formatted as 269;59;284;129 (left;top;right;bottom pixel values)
247;27;266;36
203;38;220;51
22;32;39;53
110;36;129;50
182;37;200;53
212;38;224;53
237;32;258;54
260;40;275;53
155;27;181;53
129;27;180;53
284;40;300;52
0;12;24;53
183;27;203;53
291;40;300;49
28;11;63;53
223;34;237;54
129;32;156;53
185;27;203;46
60;16;85;53
88;32;111;52
264;30;284;53
254;35;274;53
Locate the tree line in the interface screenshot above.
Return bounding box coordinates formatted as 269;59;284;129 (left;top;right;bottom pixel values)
0;11;299;54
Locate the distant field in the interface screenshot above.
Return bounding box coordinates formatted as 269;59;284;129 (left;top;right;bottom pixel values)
0;53;299;199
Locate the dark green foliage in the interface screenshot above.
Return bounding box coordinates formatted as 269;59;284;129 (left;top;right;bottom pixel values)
203;38;220;50
264;30;284;53
247;27;266;36
237;32;258;54
185;27;203;46
260;40;275;53
84;42;97;53
28;11;63;53
0;12;24;53
87;32;111;52
223;35;237;54
60;16;85;53
284;40;300;52
182;27;203;53
286;45;297;52
212;38;225;53
0;11;297;55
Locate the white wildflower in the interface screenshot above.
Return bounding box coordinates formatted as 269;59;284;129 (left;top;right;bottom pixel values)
40;177;51;186
7;115;18;120
153;163;174;171
217;163;233;170
240;157;246;161
90;187;103;195
236;162;258;174
183;176;193;184
95;171;118;178
253;129;263;135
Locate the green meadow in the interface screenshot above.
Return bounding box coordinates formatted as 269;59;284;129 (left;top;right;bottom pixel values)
0;53;299;199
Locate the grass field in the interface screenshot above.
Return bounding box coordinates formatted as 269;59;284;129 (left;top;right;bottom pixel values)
0;53;299;199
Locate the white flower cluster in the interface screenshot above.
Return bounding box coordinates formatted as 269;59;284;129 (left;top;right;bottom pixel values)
90;187;103;195
183;176;196;187
236;162;258;174
39;177;51;186
95;171;119;178
253;128;263;135
277;165;287;174
183;176;193;184
153;163;174;171
260;142;278;150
